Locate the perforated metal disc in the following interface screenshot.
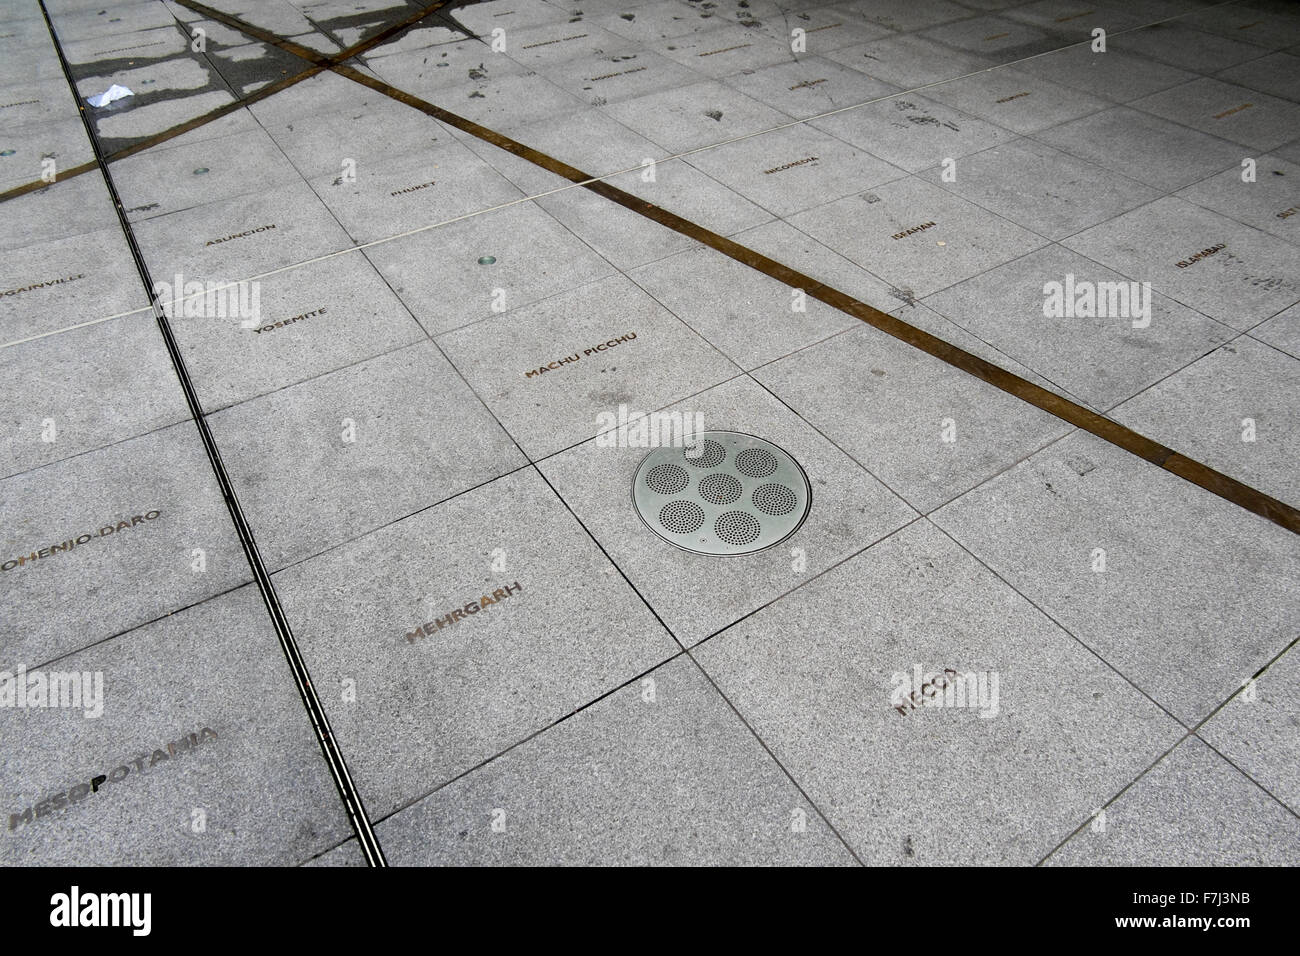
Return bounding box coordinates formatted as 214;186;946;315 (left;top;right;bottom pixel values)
632;431;812;556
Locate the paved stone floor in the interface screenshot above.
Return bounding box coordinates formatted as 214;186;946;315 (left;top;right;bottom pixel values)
1;0;1298;866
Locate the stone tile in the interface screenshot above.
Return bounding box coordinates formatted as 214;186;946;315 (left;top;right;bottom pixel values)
168;255;428;412
809;93;1015;173
1016;44;1197;104
926;67;1112;135
132;180;355;283
732;212;905;313
287;29;367;56
1182;4;1300;52
594;3;732;45
921;14;1066;61
345;20;460;59
720;54;898;119
1111;337;1300;508
49;1;177;43
1133;77;1300;151
923;244;1232;411
931;430;1300;725
683;121;904;217
245;71;377;128
0;226;147;342
431;71;590;132
0;48;64;89
458;107;671;193
206;341;527;570
1175;153;1300;244
1046;737;1300;865
694;519;1183;864
113;126;303;223
694;0;797;26
169;0;315;38
891;299;1084;399
307;141;525;244
823;34;997;90
165;16;288;53
0;16;58;61
274;466;679;817
1002;0;1144;38
754;323;1072;512
361;199;617;337
603;80;791;153
750;6;896;53
434;0;573;39
0;586;353;865
626;219;882;368
203;41;318;98
652;23;803;79
365;39;534;98
920;138;1160;241
0;173;119;252
1217;51;1300;103
1115;22;1266;75
306;0;420;47
1200;644;1300;815
436;273;738;458
0;117;93;192
1034;105;1246;192
1250;301;1300;359
1278;135;1300;162
503;20;643;70
87;90;249;153
260;96;457;181
533;48;703;107
117;102;264;155
376;655;856;865
1090;0;1224;18
532;182;704;270
612;158;781;245
841;0;972;33
1063;196;1300;330
66;30;236;123
0;422;251;671
538;375;917;644
786;176;1046;298
459;108;775;240
0;314;190;479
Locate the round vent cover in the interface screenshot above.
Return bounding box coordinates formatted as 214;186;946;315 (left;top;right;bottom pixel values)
632;431;812;556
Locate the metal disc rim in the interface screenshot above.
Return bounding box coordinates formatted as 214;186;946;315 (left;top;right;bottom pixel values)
630;430;813;557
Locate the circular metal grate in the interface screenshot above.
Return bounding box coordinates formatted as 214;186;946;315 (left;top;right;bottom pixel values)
735;447;778;478
645;462;689;495
632;430;812;556
699;472;742;505
752;482;797;516
683;437;726;468
715;510;761;545
659;500;705;534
